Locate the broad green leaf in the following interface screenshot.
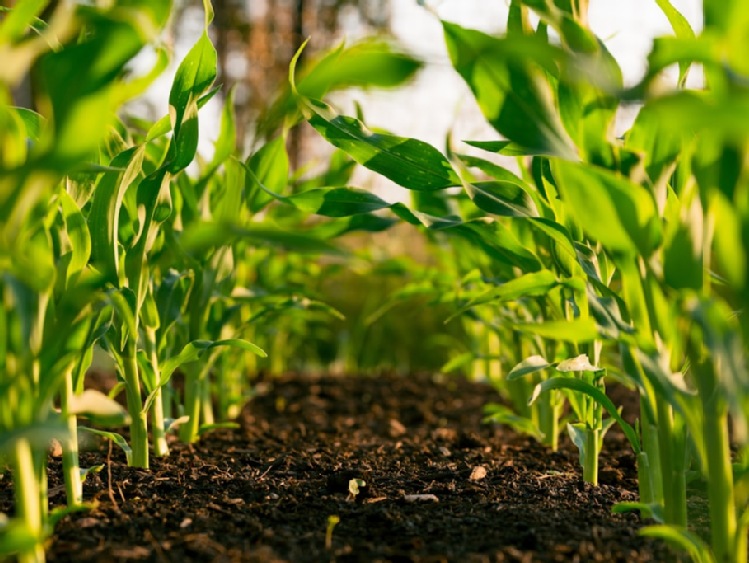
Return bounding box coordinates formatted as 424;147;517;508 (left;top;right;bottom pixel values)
37;17;146;166
180;222;345;256
305;100;461;191
464;140;534;156
552;161;661;257
663;216;703;291
465;180;539;217
442;21;578;159
13;107;44;142
653;0;696;86
456;220;542;272
288;187;392;217
260;39;421;135
506;355;552;380
59;189;91;277
298;39;422;96
167;30;217;172
514;317;599;343
212;86;237;168
245;137;289;213
530;376;640;452
710;192;745;290
451;269;560;320
89;146;146;283
527;218;586;278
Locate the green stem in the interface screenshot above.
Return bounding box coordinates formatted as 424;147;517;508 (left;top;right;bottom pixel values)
200;377;214;426
703;401;740;563
582;426;600;485
13;438;44;563
640;392;664;505
637;451;654;506
122;349;149;469
60;367;82;506
179;362;211;444
151;386;168;457
537;396;560;451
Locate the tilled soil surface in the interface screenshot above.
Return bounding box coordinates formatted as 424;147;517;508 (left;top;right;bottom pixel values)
1;374;676;562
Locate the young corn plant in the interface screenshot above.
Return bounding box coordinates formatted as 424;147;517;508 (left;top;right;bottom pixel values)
301;2;747;562
1;1;168;560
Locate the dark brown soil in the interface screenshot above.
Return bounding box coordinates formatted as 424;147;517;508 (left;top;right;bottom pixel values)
1;374;676;562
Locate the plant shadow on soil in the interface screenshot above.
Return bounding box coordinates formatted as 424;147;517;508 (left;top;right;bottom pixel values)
0;374;688;562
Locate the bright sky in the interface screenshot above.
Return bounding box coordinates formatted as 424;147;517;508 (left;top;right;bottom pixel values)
139;1;703;191
334;1;702;197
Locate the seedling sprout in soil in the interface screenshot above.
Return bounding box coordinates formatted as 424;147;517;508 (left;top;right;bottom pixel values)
1;0;749;562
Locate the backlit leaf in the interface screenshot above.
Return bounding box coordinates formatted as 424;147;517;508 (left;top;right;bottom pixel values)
305;100;461;191
442;21;578;159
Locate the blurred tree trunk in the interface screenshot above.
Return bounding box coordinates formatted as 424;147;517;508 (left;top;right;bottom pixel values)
205;0;391;164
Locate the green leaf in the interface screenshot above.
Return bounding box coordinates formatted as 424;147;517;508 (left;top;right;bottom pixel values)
514;318;599;343
180;222;345;256
305;99;461;191
530;377;640;453
506;355;552;381
465;180;539;217
212;86;237;167
710;192;745;291
442;21;578;159
59;189;91;278
89;147;146;283
260;39;422;135
450;269;560;320
640;525;716;563
37;16;147;166
663;216;703;291
552;161;662;257
288;187;392;217
653;0;697;86
245;137;289;213
167;30;217;172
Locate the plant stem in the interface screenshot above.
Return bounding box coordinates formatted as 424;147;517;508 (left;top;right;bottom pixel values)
639;392;664;505
13;438;44;563
60;367;82;506
122;348;149;468
703;399;740;563
145;328;169;458
151;386;169;457
582;426;600;485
